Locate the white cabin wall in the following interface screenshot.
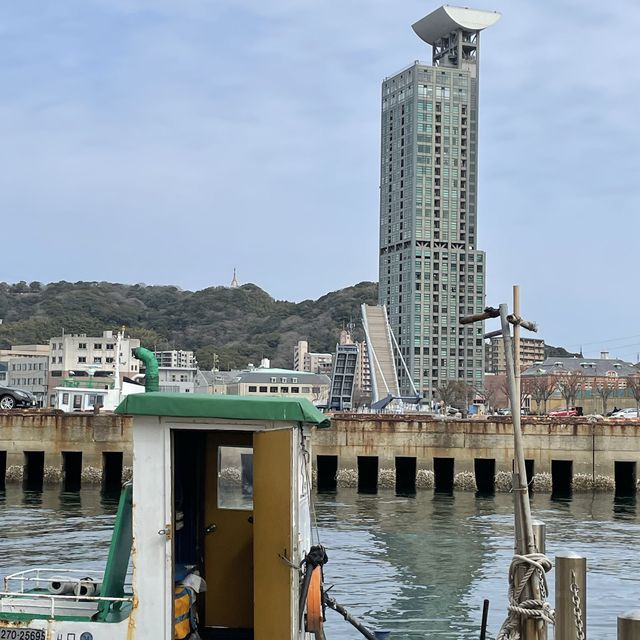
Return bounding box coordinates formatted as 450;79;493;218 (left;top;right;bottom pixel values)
132;415;171;639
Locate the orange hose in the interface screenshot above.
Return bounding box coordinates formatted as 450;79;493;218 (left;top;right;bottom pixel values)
306;565;323;633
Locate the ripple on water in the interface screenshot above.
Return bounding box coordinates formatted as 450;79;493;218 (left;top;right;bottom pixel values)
1;488;639;639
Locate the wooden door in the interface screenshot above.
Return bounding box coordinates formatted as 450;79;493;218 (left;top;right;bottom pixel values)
253;428;294;640
204;432;254;628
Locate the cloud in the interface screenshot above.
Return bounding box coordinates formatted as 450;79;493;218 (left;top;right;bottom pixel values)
0;0;637;355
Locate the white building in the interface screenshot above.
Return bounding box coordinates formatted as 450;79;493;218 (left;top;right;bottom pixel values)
154;350;197;368
48;330;141;406
158;367;197;393
293;340;333;375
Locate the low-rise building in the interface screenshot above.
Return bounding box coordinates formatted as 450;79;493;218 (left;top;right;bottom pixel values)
226;367;330;405
6;356;49;406
47;330;141;406
522;355;639;415
0;345;51;406
195;370;239;395
158;367;197;393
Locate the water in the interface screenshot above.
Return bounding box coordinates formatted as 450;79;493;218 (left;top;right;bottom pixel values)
1;486;639;639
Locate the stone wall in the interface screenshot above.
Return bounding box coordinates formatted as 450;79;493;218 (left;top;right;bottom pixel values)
1;410;639;491
313;414;640;492
0;410;132;484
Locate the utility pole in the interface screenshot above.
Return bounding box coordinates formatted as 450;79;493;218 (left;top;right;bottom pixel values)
462;299;551;640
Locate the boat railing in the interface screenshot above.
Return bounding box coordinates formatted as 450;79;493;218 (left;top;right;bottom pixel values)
2;567;132;619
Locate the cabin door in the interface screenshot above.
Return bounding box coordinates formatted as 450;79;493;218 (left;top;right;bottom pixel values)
204;431;254;629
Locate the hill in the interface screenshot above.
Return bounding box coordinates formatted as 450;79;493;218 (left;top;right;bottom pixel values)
0;280;379;369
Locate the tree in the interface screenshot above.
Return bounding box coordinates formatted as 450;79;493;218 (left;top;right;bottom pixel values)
626;374;640;414
556;370;583;410
594;376;616;416
437;380;474;415
527;374;556;415
476;382;497;414
499;375;528;411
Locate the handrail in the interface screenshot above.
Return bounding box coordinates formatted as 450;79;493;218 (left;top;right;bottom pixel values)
0;591;131;602
0;590;133;620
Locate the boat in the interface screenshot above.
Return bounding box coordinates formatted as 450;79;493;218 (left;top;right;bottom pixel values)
0;391;333;639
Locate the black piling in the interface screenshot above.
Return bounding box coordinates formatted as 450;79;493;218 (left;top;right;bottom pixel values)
316;455;338;492
551;459;573;498
433;457;454;494
102;451;123;492
395;456;417;495
525;459;535;489
62;451;82;491
357;456;379;494
615;461;637;498
474;458;496;495
0;451;6;490
23;451;44;491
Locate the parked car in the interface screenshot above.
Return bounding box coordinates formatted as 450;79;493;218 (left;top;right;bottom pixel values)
0;386;36;410
495;408;511;416
611;408;639;419
549;406;583;417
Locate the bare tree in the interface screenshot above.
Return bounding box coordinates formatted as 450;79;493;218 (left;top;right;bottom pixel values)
527;374;557;415
476;383;497;414
556;370;583;411
594;376;616;416
499;374;529;411
437;380;473;415
627;374;640;414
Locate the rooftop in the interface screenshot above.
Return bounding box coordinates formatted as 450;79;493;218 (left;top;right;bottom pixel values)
412;5;501;46
115;392;330;428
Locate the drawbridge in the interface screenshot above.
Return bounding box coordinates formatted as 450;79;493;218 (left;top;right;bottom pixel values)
361;304;420;410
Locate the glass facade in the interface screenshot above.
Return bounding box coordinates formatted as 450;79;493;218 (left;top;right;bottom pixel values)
378;27;489;400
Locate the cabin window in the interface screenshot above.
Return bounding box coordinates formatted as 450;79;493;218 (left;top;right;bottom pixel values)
259;386;268;393
248;385;257;392
62;393;69;404
218;446;254;511
72;395;82;410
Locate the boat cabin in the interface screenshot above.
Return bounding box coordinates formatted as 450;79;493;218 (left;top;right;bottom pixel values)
0;393;329;640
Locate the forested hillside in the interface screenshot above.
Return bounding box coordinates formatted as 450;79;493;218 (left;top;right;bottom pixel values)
0;280;378;369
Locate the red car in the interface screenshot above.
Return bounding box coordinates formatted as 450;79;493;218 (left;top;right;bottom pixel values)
549;407;582;417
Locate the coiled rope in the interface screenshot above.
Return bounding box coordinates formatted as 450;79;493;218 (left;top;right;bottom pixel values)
496;552;555;640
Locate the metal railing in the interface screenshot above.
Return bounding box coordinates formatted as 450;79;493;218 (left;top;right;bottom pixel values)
2;568;132;619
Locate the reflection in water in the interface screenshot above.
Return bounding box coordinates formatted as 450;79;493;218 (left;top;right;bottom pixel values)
0;487;639;639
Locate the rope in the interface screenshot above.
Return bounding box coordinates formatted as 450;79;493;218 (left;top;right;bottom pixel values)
496;552;555;640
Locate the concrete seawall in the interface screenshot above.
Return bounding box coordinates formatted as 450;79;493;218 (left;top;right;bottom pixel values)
314;414;640;493
0;410;131;486
0;411;638;492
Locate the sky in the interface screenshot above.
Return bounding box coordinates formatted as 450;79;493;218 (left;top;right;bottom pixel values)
1;1;639;359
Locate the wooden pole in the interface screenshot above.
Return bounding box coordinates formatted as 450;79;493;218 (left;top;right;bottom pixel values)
500;304;544;639
513;285;521;414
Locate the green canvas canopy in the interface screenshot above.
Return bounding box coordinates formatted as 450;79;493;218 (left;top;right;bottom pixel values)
115;392;331;428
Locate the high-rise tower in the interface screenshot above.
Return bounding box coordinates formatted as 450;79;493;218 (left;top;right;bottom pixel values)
378;6;500;399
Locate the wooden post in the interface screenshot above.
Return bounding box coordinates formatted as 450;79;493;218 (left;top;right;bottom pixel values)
513;285;521;414
501;305;544;640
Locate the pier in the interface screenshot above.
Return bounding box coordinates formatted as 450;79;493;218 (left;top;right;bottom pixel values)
0;410;639;494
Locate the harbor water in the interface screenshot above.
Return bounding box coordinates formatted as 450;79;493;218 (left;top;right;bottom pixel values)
1;486;639;639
